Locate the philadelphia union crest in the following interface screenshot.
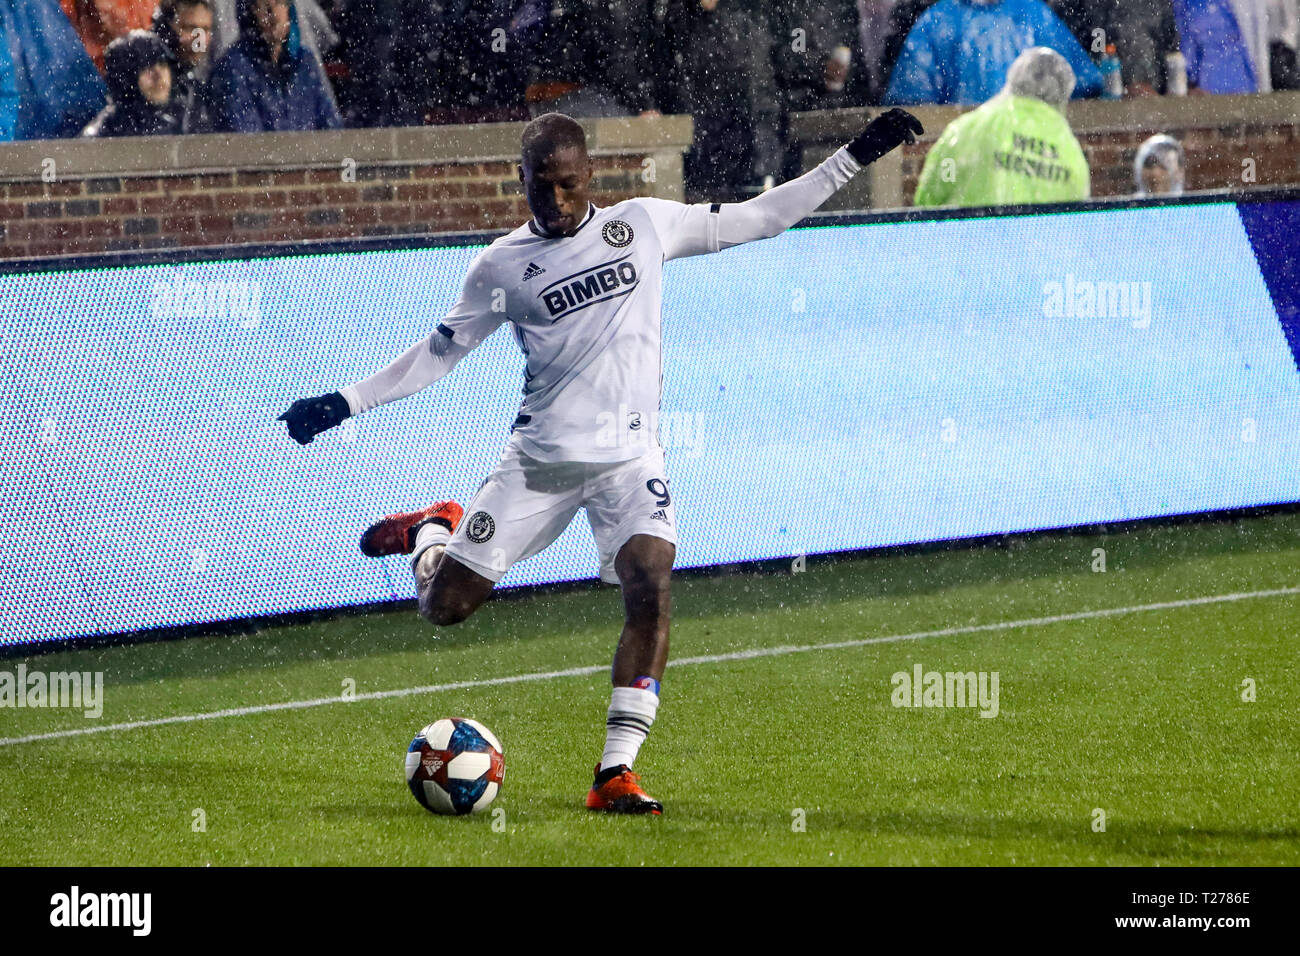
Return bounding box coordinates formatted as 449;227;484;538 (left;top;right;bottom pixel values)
465;511;495;543
602;219;633;247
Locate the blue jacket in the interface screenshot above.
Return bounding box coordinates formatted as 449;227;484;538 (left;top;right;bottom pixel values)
1170;0;1257;94
0;0;106;140
885;0;1103;105
208;0;341;132
0;23;15;141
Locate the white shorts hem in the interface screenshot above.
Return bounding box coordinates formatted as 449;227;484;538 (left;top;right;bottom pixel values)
441;545;507;584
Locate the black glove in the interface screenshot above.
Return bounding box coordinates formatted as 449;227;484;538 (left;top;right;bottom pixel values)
278;391;350;445
846;108;924;165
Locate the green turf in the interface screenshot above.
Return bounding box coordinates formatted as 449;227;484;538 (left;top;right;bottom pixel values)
2;511;1297;866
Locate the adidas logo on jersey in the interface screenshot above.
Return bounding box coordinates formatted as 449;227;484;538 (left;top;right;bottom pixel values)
649;509;669;523
522;262;546;281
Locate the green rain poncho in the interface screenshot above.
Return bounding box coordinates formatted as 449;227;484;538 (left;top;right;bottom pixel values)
914;94;1091;208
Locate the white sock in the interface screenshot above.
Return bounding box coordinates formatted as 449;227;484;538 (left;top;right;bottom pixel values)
600;685;659;772
411;520;451;571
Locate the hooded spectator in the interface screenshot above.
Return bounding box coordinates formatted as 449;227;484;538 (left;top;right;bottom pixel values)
60;0;158;72
1134;133;1186;195
885;0;1103;104
914;46;1091;207
152;0;215;132
1170;0;1258;92
1269;0;1300;88
207;0;341;132
82;30;181;136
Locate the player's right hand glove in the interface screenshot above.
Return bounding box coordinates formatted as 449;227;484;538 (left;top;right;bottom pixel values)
846;108;924;165
278;391;350;445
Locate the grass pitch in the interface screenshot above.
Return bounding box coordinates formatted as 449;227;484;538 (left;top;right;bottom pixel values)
1;511;1297;866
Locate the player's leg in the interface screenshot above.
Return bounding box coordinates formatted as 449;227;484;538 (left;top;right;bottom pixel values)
583;446;678;814
584;535;674;814
358;500;492;625
412;540;495;626
361;446;584;628
610;533;674;685
425;445;586;626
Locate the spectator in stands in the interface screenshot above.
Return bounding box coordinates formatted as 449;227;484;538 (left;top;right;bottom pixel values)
856;0;894;101
1134;133;1186;195
877;0;941;103
511;0;661;118
856;0;901;101
1;0;107;139
661;0;783;201
423;0;526;125
771;0;870;112
60;0;158;72
1270;0;1300;88
208;0;337;64
152;0;215;132
1048;1;1182;95
82;30;181;136
914;46;1090;206
207;0;341;132
331;0;523;128
1231;0;1277;90
885;0;1103;104
332;0;441;127
1170;1;1258;92
0;25;14;141
1231;0;1300;89
769;0;871;180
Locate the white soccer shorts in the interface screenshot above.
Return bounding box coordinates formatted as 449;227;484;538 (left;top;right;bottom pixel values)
442;441;677;585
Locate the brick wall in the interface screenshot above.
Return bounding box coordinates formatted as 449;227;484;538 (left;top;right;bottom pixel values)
0;156;652;259
3;99;1298;262
0;117;691;261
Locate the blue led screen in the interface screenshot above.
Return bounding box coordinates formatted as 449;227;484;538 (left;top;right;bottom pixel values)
2;199;1298;646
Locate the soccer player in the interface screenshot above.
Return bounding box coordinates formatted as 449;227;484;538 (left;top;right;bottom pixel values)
279;109;922;814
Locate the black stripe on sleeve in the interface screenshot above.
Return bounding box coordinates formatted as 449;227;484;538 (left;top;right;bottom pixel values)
436;323;455;338
709;203;721;214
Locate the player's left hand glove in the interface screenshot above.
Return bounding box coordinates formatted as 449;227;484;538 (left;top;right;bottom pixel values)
846;108;924;165
278;391;350;445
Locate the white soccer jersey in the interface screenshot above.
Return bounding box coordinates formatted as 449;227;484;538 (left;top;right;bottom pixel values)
340;147;863;462
436;197;729;462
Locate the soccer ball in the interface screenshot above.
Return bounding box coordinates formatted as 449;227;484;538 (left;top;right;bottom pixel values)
405;717;505;815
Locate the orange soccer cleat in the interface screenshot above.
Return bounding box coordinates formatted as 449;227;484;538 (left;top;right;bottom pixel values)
359;501;464;557
585;764;663;815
